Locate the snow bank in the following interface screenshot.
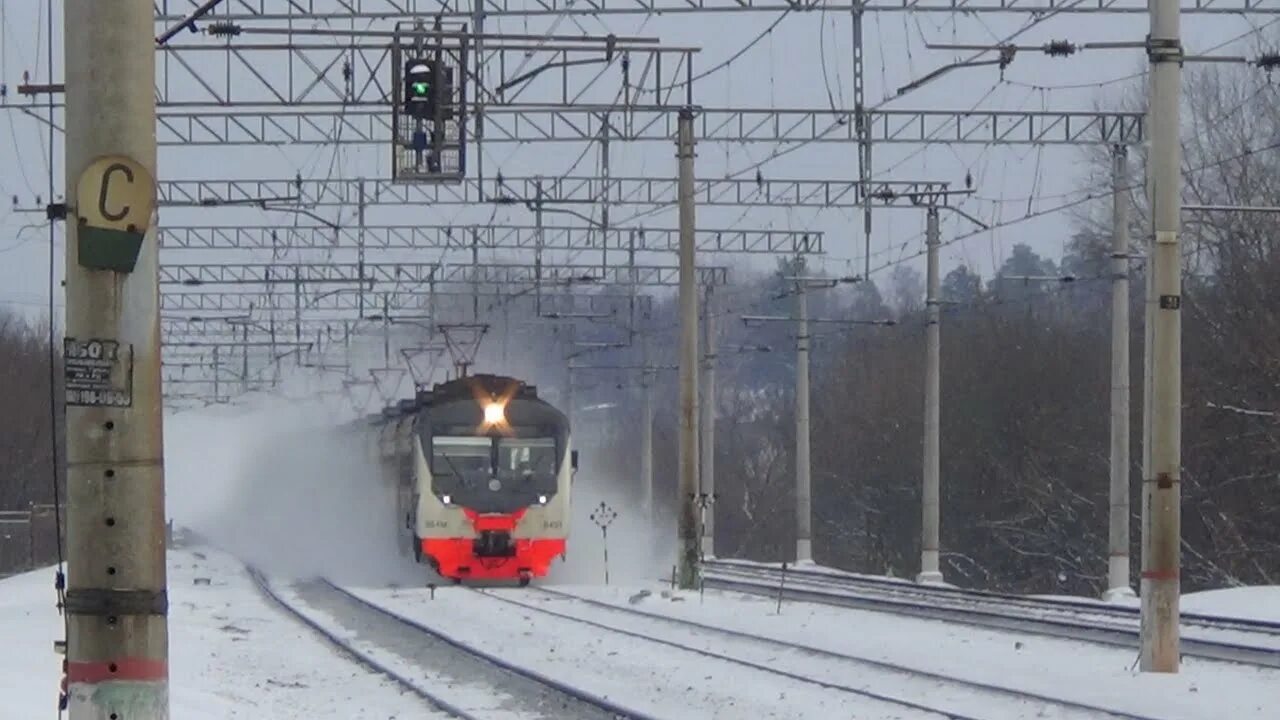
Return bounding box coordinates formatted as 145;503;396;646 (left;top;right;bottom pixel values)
1;548;434;718
0;566;64;718
1183;585;1280;624
555;582;1280;720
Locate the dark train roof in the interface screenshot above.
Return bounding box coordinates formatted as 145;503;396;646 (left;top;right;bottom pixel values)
417;373;539;406
369;373;543;422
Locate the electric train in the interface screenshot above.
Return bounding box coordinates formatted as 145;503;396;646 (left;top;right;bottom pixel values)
355;373;575;585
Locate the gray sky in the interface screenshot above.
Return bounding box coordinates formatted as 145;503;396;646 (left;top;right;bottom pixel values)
0;1;1269;324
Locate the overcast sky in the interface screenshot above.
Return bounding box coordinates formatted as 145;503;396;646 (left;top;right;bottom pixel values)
0;1;1270;325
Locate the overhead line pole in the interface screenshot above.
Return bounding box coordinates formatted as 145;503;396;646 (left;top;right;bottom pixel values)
1141;0;1183;673
700;284;717;560
795;278;812;564
919;205;944;584
1106;145;1134;601
641;319;655;521
852;3;872;280
741;274;871;565
676;107;701;590
64;0;169;716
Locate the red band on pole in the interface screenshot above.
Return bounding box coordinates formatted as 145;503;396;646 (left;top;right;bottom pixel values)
1140;569;1179;580
67;658;168;684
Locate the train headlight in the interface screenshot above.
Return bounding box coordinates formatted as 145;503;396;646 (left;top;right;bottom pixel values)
538;495;548;505
441;494;452;505
483;401;505;425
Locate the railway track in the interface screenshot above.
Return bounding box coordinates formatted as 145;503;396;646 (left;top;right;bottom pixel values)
468;585;1171;720
315;579;655;720
244;566;474;720
247;565;648;720
701;560;1280;669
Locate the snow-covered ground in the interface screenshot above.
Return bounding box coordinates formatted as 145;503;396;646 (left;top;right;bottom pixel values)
340;579;1279;720
10;399;1273;718
1182;586;1280;624
1;548;434;719
6;545;1279;719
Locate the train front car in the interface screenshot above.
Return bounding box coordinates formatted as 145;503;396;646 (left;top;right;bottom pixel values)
410;374;574;586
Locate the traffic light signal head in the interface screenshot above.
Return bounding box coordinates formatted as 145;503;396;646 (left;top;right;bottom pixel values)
404;59;435;118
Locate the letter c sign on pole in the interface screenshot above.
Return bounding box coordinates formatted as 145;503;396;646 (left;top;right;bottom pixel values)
75;155;155;273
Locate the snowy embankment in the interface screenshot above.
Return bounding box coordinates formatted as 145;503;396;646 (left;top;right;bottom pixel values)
551;582;1280;720
1;547;431;719
347;578;1280;720
6;540;1279;719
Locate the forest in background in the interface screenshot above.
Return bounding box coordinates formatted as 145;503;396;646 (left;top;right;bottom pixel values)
0;312;64;574
597;60;1280;595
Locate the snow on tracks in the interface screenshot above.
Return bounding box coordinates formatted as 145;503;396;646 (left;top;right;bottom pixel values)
500;586;1168;720
307;579;650;720
702;561;1280;669
245;567;472;719
345;584;882;719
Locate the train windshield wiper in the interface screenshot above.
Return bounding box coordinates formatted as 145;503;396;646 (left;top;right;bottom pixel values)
439;451;471;489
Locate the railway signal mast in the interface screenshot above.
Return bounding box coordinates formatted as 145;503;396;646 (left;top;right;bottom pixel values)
392;18;466;183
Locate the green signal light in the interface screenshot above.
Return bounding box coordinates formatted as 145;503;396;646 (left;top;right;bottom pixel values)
412;81;430;96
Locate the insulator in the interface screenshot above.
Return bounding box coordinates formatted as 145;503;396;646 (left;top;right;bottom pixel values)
1045;40;1076;57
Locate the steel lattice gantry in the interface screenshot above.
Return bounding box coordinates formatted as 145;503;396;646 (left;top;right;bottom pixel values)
147;106;1144;147
158;224;824;254
160;287;652;320
159;261;728;287
152;0;1280;19
158;176;947;208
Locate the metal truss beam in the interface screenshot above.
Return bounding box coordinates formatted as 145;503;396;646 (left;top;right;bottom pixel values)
158;176;944;208
160;290;651;333
158;261;727;287
147;38;692;108
150;106;1144;147
160;286;655;315
159;223;823;254
153;0;1280;18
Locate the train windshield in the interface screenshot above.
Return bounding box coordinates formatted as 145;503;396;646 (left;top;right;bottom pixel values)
429;434;560;512
431;436;491;488
497;438;557;486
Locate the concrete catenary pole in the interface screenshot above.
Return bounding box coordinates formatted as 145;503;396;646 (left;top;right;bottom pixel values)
676;107;701;589
1106;145;1135;601
564;323;575;428
795;280;813;564
1141;0;1183;672
641;328;655;520
918;206;944;583
700;284;716;559
63;0;169;716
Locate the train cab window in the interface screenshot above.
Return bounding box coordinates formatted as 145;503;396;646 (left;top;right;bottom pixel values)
497;438;557;485
432;436;491;488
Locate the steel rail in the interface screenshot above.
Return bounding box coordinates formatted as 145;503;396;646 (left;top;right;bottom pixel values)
701;563;1280;669
474;586;1168;720
243;566;479;720
707;559;1280;637
321;580;663;720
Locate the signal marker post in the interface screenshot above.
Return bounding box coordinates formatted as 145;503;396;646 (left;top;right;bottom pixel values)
63;0;169;717
590;501;618;585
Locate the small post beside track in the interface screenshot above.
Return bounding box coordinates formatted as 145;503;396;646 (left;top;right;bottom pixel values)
590;501;617;585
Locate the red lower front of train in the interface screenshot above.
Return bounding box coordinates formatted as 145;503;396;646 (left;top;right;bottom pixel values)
422;508;565;583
